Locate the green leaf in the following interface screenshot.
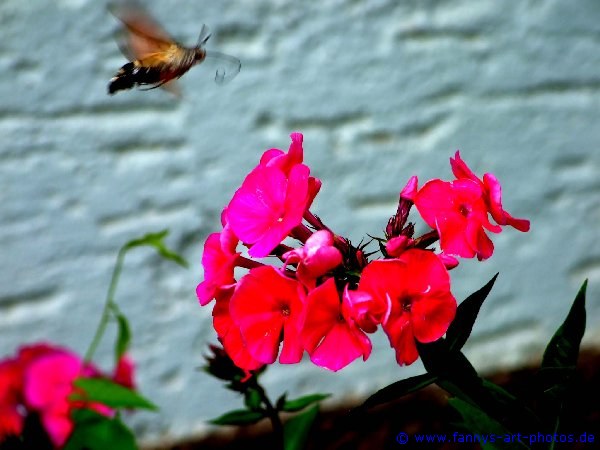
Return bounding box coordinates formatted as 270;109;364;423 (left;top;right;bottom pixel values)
72;378;157;411
282;393;331;412
359;373;437;411
447;273;498;352
541;280;587;370
449;398;530;450
123;229;188;268
63;409;137;450
114;313;132;361
276;393;288;411
417;339;480;381
538;280;587;426
209;409;265;426
244;389;263;412
283;404;319;450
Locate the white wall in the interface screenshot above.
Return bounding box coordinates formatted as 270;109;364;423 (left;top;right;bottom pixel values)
1;0;598;445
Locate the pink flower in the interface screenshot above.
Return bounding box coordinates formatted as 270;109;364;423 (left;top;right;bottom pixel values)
358;249;456;366
226;134;321;258
414;178;500;260
0;359;23;441
196;226;239;306
283;230;343;288
23;349;82;447
400;175;418;201
301;279;372;371
212;289;264;372
227;163;312;258
259;132;305;173
229;266;305;364
450;151;530;232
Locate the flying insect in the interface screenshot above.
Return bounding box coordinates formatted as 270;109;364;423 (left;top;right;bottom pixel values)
108;1;241;95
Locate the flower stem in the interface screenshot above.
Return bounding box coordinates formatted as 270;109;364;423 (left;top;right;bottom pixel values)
413;230;439;249
84;246;127;363
251;378;284;449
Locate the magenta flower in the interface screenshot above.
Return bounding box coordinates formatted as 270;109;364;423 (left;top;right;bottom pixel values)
283;230;343;288
358;249;457;366
259;132;305;173
229;266;306;364
450;151;530;232
196;226;239;306
301;279;372;371
23;349;82;447
414;178;501;260
400;175;418;201
227;163;312;258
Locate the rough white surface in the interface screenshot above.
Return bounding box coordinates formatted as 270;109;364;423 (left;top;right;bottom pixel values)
1;0;599;445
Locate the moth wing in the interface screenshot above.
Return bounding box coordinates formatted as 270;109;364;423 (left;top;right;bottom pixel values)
137;50;177;67
160;80;182;98
109;1;174;59
204;50;242;85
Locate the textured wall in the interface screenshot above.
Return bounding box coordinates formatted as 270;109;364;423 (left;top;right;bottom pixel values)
1;0;599;445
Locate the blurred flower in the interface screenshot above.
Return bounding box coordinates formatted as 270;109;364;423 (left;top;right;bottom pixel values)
112;354;136;390
0;342;139;449
0;359;23;441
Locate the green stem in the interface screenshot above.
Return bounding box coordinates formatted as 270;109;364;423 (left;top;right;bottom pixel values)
84;246;127;363
253;379;284;449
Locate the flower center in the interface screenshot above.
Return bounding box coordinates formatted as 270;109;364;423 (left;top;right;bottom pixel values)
458;203;471;217
281;305;290;316
400;296;412;312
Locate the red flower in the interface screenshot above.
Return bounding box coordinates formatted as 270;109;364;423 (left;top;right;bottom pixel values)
212;288;264;372
414;178;500;260
113;354;136;390
343;285;389;334
358;249;456;366
229;266;306;364
450;151;530;232
0;359;23;441
301;279;372;371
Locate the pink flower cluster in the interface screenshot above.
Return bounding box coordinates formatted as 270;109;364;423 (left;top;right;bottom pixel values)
196;134;529;373
0;342;135;448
